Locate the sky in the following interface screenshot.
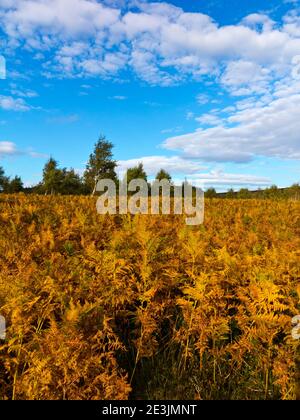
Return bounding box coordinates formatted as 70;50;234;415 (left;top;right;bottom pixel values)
1;0;300;191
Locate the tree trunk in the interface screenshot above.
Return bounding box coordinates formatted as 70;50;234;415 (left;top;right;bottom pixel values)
91;182;96;196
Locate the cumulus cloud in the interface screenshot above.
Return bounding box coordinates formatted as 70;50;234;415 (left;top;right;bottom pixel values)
220;60;272;96
241;13;275;32
1;0;300;86
163;77;300;163
195;113;223;126
1;1;300;169
0;0;120;39
117;155;207;177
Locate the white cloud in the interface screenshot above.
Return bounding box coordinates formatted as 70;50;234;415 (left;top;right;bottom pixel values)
0;140;47;158
28;150;49;158
241;14;275;32
220;60;271;96
1;0;120;39
1;0;300;170
9;83;38;98
187;169;271;188
117;155;207;177
1;1;300;86
0;141;19;156
163;78;300;163
0;95;30;111
196;93;209;105
129;49;178;86
195;113;223;126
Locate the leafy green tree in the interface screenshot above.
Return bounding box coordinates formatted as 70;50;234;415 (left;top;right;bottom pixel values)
238;188;251;199
6;176;24;193
61;169;84;195
205;187;217;198
84;136;117;195
226;188;235;199
264;185;279;199
155;169;172;182
0;166;9;192
0;167;24;193
126;163;147;184
42;158;65;195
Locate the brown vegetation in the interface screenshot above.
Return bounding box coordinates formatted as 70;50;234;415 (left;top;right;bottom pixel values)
0;195;299;400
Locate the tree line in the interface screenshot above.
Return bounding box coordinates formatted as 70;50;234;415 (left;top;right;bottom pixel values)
205;185;300;200
1;135;300;199
0;136;172;196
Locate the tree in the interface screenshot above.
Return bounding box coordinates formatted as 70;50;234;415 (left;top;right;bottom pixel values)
84;136;117;195
238;188;251;199
155;169;172;182
289;183;300;201
6;176;24;193
264;185;279;199
0;167;24;193
42;159;85;195
126;163;147;184
0;166;9;192
61;169;84;195
205;187;217;198
42;158;64;195
226;188;235;199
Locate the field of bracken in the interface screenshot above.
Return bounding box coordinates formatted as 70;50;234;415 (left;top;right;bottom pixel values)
0;194;299;400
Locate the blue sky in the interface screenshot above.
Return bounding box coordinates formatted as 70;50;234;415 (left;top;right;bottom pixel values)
1;0;300;190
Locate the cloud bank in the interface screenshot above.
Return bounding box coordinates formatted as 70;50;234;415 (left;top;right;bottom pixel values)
1;1;300;185
1;0;300;86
